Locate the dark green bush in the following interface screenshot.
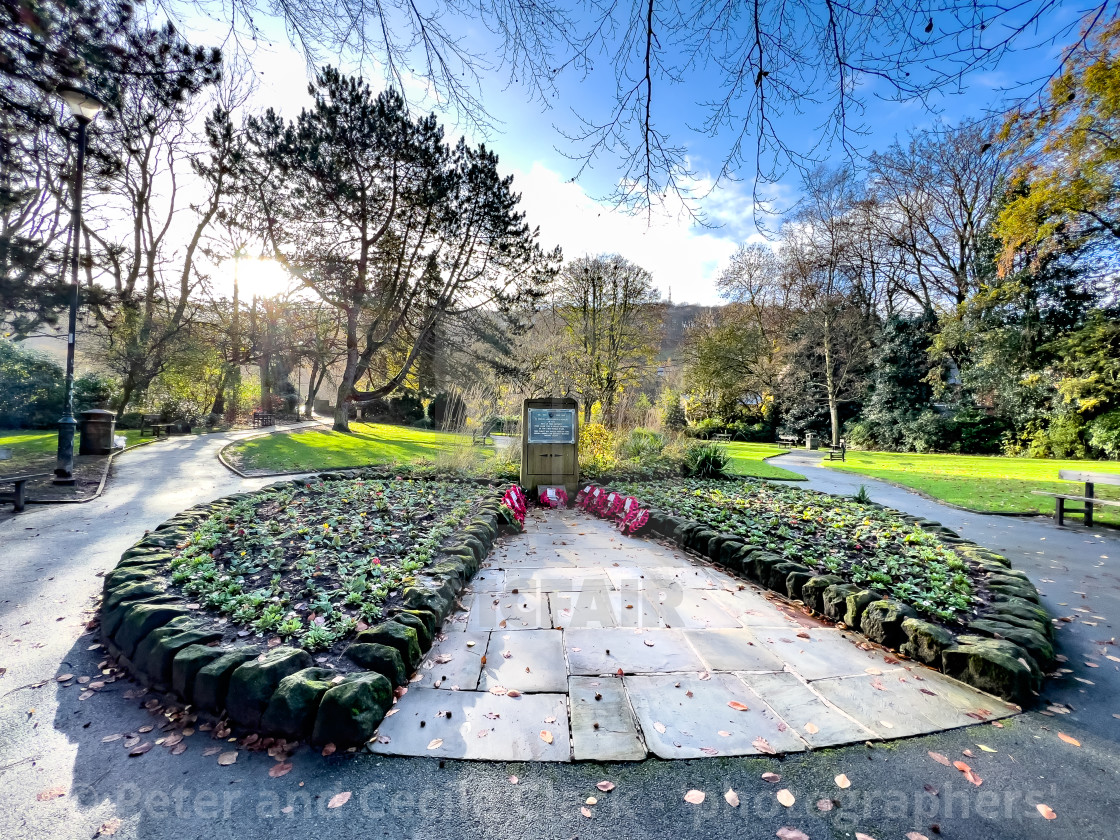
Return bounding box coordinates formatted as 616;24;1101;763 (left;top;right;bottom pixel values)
684;442;730;478
0;340;63;427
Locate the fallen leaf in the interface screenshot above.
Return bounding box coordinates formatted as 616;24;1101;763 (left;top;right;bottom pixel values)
36;787;66;802
965;770;983;787
539;730;554;744
269;762;293;778
128;742;152;757
855;834;878;840
776;830;809;840
327;792;351;809
816;798;834;811
761;772;781;783
1058;732;1081;747
56;674;73;682
753;737;776;754
585;796;597;805
928;751;951;766
580;806;593;818
906;833;930;840
684;789;705;804
804;722;819;734
835;773;851;789
776;789;795;807
727;701;749;711
596;781;615;792
718;730;731;737
427;739;443;750
96;818;122;836
508;776;518;784
724;789;740;807
202;746;222;756
506;689;522;698
977;744;997;753
653;721;667;734
322;743;337;756
217;751;238;766
644;639;655;647
1036;803;1057;820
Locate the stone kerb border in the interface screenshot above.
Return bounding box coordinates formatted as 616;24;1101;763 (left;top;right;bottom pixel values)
99;472;514;749
580;482;1052;706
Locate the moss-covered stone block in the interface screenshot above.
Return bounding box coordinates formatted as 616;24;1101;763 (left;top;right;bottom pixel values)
343;643;408;686
842;589;884;628
193;648;259;711
899;618;956;666
785;570;814;602
113;603;191;658
941;635;1038;703
765;561;809;593
821;583;859;621
801;575;843;613
986;582;1040;603
260;667;336;739
987;595;1049;626
103;580;167;616
401;586;451;620
172;644;228;698
717;538;745;567
390;612;432;652
393;608;437;638
976;609;1052;639
966;619;1054;668
226;647;314;728
859;600;918;649
355;622;421;670
312;672;393;747
132;621;222;687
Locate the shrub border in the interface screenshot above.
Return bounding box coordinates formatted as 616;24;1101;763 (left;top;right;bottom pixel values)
582;482;1052;706
98;471;513;748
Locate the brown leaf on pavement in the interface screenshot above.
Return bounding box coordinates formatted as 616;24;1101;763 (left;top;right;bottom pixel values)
761;772;781;783
96;818;122;836
36;787;66;801
855;834;878;840
1058;732;1081;746
321;743;337;756
128;743;152;757
217;751;238;766
727;701;749;711
580;806;593;818
539;730;554;744
835;773;851;789
684;789;705;804
816;799;834;812
804;722;819;734
776;829;809;840
753;737;776;754
508;776;519;784
1036;803;1057;820
776;789;795;807
269;762;293;778
724;789;740;807
928;751;951;766
427;739;443;750
327;792;351;809
953;760;971;773
653;721;667;734
905;833;930;840
596;781;615;792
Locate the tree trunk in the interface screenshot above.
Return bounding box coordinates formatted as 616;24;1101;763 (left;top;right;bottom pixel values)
304;360;324;418
822;315;841;447
209;367;228;417
333;306;359;432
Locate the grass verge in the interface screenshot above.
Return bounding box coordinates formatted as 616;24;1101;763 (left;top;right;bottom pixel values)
828;450;1120;526
723;442;805;480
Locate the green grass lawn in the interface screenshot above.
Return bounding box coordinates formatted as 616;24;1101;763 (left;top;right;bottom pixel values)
828;449;1120;526
227;422;479;473
723;442;805;480
0;428;145;472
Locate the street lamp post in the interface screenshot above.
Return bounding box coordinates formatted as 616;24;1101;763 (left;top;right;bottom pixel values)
54;85;105;485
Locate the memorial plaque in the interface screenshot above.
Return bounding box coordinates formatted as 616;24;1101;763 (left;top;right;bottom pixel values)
527;408;577;445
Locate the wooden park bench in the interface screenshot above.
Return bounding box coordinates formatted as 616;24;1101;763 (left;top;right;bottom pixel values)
472;418;498;446
711;433;731;443
251;411;275;428
1;472;50;512
778;434;799;446
826;440;847;462
1033;470;1120;527
140;414;174;438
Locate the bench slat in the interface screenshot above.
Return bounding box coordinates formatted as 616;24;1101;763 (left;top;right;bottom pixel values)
0;473;51;482
1032;491;1120;506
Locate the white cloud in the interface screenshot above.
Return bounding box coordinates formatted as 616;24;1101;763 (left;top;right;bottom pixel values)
511;162;743;305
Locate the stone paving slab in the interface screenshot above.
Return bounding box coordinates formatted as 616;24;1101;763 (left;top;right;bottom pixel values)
625;673;807;759
479;629;567;693
753;627;905;681
369;687;571;762
378;507;1020;761
569;676;647;761
683;628;786;672
565;628;706;675
741;670;877;747
415;631;489;690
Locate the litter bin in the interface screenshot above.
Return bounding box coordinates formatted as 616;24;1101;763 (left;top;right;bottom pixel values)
79;409;117;455
804;432;818;451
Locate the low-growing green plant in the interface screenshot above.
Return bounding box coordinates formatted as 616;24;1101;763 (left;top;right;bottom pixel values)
684;442;730;479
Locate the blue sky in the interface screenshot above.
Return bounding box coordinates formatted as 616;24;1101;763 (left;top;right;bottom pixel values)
176;2;1096;304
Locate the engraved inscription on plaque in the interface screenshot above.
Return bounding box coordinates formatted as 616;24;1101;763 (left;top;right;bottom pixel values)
526;408;576;445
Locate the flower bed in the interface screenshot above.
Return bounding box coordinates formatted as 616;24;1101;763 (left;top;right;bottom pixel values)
582;478;1052;705
612;478;973;623
98;472;518;747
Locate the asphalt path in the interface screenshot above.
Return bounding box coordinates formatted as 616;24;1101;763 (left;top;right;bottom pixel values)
0;440;1117;840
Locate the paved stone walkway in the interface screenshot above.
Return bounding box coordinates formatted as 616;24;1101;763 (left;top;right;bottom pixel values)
372;507;1017;762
